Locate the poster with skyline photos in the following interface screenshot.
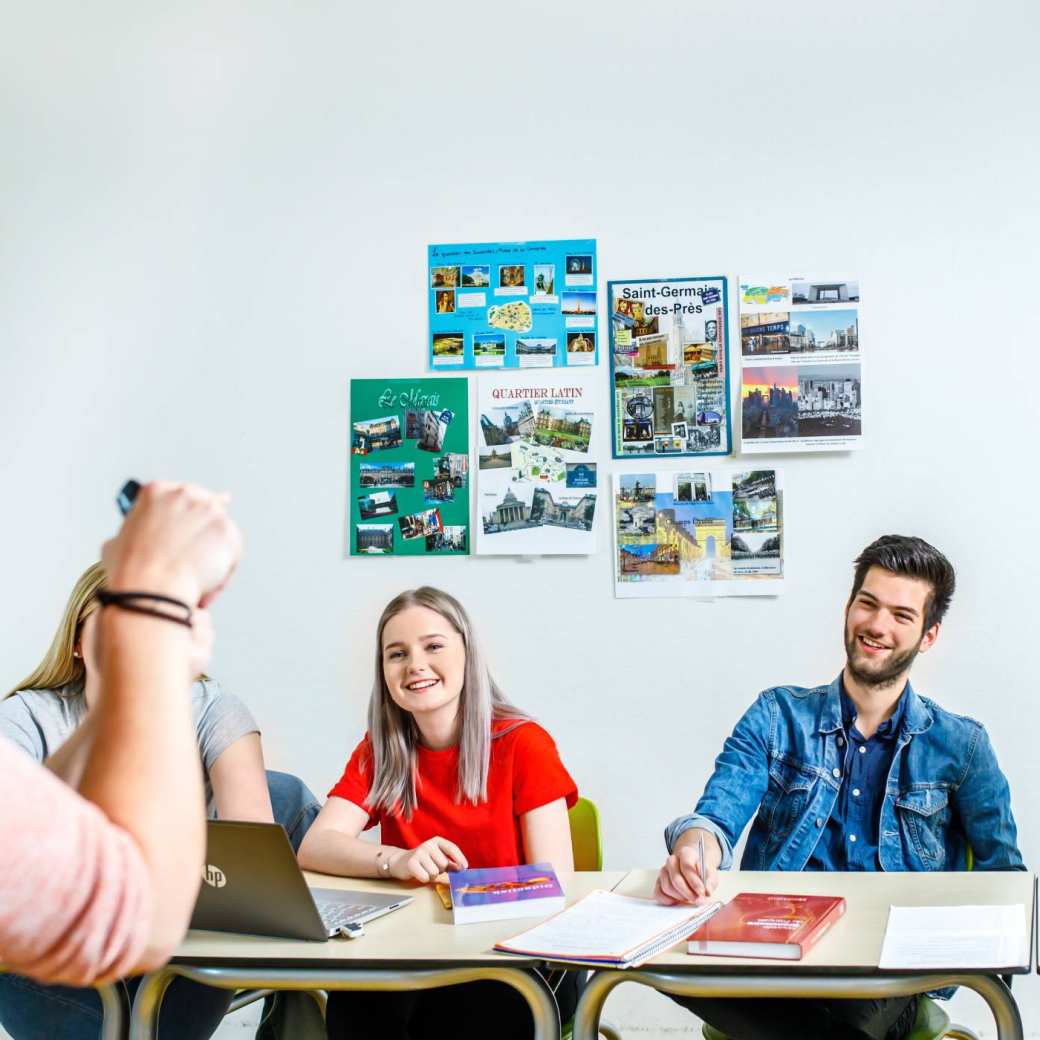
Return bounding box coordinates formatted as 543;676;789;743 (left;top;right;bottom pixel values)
613;468;783;598
608;275;731;459
739;275;862;453
350;378;469;557
429;239;598;370
476;370;598;555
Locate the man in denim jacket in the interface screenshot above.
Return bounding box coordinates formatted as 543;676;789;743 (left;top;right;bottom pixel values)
656;535;1024;1040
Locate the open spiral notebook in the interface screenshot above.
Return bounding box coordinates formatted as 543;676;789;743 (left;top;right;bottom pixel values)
494;889;721;968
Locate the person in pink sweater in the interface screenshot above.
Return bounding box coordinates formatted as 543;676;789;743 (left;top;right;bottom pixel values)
0;481;241;985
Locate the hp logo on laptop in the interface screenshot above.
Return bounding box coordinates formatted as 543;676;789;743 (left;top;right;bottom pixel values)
203;863;227;888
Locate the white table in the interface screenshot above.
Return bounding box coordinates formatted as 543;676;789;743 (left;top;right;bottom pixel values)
572;870;1035;1040
130;870;626;1039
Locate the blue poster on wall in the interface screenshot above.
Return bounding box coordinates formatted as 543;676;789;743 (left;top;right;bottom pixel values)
428;239;598;370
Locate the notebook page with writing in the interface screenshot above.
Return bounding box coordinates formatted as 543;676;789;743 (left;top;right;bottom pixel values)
495;889;720;967
879;904;1028;969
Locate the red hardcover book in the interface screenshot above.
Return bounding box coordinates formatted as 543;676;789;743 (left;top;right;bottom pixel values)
687;893;846;960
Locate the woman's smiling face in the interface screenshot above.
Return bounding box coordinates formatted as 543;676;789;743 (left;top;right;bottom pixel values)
381;605;466;722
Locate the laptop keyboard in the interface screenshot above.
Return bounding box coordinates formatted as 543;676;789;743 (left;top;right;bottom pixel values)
317;900;371;931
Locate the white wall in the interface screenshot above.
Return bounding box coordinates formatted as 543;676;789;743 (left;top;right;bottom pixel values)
2;1;1038;1035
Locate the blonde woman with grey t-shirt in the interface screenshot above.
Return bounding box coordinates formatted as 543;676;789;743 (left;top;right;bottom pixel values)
1;562;270;819
0;562;319;1040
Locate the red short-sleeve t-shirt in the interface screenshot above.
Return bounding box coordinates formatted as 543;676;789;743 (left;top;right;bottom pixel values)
327;718;578;869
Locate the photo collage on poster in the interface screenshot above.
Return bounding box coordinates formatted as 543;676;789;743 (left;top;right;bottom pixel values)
350;378;469;556
613;468;783;598
428;239;597;370
608;276;730;459
476;371;598;555
739;276;862;453
342;245;816;595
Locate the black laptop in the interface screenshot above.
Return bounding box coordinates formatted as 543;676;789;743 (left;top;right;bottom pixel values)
191;820;413;941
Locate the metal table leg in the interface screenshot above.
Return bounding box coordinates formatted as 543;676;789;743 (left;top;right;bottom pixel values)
97;983;125;1040
129;970;175;1040
130;964;560;1040
573;970;1023;1040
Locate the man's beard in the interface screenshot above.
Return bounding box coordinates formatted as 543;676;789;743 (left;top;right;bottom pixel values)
844;628;922;689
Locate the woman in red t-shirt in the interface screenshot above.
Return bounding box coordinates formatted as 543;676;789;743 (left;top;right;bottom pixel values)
298;585;579;1040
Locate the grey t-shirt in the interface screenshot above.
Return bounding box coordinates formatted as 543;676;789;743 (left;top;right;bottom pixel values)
0;678;259;816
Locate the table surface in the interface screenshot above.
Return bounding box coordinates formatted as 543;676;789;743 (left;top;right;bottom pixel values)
171;869;627;968
614;869;1035;975
170;868;1034;974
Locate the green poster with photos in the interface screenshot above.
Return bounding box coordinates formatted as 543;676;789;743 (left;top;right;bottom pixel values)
350;378;469;556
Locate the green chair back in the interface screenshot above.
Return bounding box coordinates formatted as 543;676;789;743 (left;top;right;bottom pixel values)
568;797;603;871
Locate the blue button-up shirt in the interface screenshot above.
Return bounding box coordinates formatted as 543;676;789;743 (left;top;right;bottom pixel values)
666;674;1023;874
806;684;906;871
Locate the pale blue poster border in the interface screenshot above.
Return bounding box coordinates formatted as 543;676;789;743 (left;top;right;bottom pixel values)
428;239;598;370
608;275;733;460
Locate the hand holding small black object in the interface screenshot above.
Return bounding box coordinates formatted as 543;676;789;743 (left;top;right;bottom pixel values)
116;479;142;517
106;479;194;627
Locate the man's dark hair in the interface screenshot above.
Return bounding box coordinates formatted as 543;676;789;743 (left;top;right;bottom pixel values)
850;535;955;631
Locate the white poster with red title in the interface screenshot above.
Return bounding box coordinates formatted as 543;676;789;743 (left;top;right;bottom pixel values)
476;371;599;555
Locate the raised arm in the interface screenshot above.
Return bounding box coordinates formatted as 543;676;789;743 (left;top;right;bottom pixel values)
5;605;217;793
78;484;240;969
0;482;241;984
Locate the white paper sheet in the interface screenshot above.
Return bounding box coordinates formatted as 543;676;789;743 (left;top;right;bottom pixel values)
878;904;1028;969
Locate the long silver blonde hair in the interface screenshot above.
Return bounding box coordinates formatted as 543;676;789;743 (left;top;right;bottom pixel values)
366;586;529;818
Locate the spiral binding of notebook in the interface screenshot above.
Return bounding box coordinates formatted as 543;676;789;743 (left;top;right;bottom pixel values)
626;905;721;967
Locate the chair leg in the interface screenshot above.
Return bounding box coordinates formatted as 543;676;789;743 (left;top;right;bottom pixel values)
306;989;327;1019
943;1027;981;1040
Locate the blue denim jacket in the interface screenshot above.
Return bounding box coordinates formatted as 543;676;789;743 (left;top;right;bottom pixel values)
666;675;1024;873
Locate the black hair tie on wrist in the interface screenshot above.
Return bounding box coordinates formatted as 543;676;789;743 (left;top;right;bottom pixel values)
96;589;194;629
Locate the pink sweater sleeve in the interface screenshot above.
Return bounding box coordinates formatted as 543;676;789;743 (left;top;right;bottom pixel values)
0;739;154;984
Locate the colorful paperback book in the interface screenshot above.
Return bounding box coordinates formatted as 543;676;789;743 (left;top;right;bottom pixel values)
448;864;565;925
687;893;846;960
